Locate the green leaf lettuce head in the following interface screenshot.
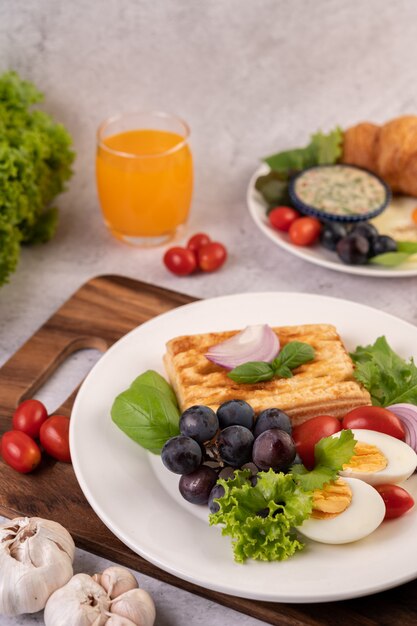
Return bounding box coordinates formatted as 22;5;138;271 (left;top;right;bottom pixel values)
209;469;312;563
350;336;417;406
111;370;180;454
0;71;75;284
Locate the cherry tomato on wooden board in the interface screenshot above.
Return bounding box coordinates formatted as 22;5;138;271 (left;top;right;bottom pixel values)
40;415;71;463
268;206;300;232
288;216;322;246
187;232;211;252
292;415;342;469
163;247;197;276
342;406;405;441
12;399;48;439
1;431;41;473
198;242;227;272
375;484;414;520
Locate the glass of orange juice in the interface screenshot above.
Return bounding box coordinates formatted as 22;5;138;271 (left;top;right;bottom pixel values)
96;111;193;246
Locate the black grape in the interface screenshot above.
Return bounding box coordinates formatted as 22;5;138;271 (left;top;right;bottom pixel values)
179;405;219;443
179;466;218;505
253;408;292;438
252;428;296;471
217;425;254;467
161;435;202;475
217;400;255;429
208;483;226;513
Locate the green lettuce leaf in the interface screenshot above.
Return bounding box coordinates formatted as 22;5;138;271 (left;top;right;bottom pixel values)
209;469;312;563
350;336;417;406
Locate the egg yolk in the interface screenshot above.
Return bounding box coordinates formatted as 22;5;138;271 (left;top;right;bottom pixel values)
311;479;352;519
342;442;387;473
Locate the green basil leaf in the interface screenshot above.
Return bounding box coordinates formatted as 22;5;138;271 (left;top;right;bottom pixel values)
273;365;293;379
227;361;275;384
111;383;180;454
272;341;315;373
370;252;411;267
130;370;179;409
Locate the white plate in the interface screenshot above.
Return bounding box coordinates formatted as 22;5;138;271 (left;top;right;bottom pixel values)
70;292;417;603
247;164;417;277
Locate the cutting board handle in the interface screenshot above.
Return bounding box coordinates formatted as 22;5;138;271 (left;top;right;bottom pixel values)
0;318;109;417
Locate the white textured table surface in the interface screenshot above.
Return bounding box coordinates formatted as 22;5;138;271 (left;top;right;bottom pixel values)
1;1;417;624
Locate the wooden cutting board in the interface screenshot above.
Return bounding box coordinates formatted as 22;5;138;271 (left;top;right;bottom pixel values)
1;275;417;626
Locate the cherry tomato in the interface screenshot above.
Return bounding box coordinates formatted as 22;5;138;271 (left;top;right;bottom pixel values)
1;431;41;473
342;406;405;441
292;415;342;469
163;247;197;276
268;206;301;232
198;242;227;272
289;216;322;246
40;415;71;463
12;399;48;439
374;484;414;519
187;232;211;252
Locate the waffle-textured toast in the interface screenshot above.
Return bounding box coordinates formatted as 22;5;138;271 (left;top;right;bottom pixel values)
164;324;371;426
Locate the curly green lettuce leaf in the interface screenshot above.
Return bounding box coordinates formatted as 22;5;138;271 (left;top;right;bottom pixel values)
209;469;312;563
350;336;417;406
0;71;75;285
291;429;356;491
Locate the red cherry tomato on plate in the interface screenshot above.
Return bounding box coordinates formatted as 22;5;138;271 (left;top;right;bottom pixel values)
374;484;414;519
187;232;211;252
268;206;300;232
292;415;342;469
12;399;48;439
289;216;321;246
342;406;405;440
198;242;227;272
1;431;41;473
40;415;71;463
163;247;197;276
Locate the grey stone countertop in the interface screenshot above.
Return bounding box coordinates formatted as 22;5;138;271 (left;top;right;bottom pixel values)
1;0;417;624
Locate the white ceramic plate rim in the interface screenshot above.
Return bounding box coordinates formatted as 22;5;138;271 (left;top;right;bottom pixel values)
247;163;417;277
70;292;417;603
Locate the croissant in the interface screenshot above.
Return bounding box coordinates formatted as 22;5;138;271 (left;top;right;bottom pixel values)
342;115;417;197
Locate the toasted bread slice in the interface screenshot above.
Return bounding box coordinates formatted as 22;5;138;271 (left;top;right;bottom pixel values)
164;324;371;426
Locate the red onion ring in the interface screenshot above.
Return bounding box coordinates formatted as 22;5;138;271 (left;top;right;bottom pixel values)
387;403;417;453
205;324;280;370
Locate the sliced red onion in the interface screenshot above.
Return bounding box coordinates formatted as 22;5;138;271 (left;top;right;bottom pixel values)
205;324;280;370
387;403;417;453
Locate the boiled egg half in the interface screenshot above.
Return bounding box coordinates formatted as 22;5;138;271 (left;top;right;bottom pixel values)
297;476;385;544
337;429;417;486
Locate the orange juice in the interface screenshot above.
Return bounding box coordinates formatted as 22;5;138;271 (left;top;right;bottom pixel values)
96;128;193;242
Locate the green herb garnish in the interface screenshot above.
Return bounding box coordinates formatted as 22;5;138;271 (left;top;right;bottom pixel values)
291;430;356;491
111;370;180;454
228;341;315;384
350;336;417;406
0;71;75;285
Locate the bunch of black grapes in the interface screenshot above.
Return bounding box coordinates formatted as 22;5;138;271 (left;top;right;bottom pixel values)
161;400;298;510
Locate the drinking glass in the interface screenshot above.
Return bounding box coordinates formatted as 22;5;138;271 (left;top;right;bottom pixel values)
96;111;193;246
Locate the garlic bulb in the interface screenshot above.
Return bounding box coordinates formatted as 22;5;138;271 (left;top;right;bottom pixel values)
101;566;138;599
106;617;138;626
0;517;75;616
110;589;155;626
44;573;110;626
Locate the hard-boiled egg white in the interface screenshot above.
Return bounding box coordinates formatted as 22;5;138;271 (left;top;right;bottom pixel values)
297;477;385;544
338;429;417;486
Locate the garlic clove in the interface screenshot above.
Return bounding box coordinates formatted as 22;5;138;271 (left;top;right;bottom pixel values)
110;588;155;626
0;517;75;615
92;573;102;586
44;573;110;626
106;616;138;626
101;566;138;599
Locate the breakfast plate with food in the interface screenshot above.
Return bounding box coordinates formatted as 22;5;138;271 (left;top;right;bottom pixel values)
70;292;417;603
247;117;417;277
